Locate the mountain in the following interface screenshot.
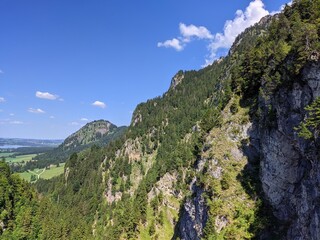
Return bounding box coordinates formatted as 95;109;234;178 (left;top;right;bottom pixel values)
23;120;126;170
59;120;126;151
2;1;320;239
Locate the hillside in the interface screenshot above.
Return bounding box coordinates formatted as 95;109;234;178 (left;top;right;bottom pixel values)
1;0;320;239
57;119;126;153
23;120;126;170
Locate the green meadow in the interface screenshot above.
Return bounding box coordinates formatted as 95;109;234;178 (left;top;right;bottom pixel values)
18;163;65;182
5;154;38;163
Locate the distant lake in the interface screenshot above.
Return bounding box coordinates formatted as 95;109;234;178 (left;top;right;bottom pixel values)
0;145;28;149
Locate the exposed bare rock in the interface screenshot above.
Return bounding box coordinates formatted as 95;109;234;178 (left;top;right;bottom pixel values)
215;215;228;233
148;172;181;201
132;113;142;126
123;138;142;162
105;179;122;204
64;167;70;185
256;62;320;239
176;184;208;240
170;71;184;90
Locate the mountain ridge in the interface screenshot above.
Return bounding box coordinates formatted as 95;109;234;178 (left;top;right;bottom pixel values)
1;1;320;239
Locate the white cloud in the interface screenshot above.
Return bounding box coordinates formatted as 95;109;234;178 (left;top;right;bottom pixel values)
9;113;14;116
92;101;106;109
157;24;213;51
0;97;5;103
50;116;55;119
158;0;278;66
157;38;184;51
80;118;89;121
70;121;80;126
204;0;269;65
0;70;3;74
179;23;213;42
28;108;45;114
36;91;60;100
10;120;23;125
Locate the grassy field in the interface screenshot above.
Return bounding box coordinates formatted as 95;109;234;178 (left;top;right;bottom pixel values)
1;152;65;182
5;154;37;163
18;163;65;182
41;164;65;179
0;152;17;158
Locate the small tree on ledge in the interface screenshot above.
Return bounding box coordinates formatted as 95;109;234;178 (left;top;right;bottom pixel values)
297;97;320;139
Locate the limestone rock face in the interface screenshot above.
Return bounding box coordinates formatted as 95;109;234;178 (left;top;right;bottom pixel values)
257;62;320;239
177;184;208;240
170;71;184;90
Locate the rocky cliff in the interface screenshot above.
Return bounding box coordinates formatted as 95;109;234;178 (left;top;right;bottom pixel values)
256;61;320;239
177;184;207;240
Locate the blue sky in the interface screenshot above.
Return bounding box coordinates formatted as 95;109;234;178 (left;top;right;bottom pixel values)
0;0;291;139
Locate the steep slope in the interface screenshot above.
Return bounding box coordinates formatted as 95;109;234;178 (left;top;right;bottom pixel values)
93;1;320;239
24;120;126;170
232;1;320;238
0;159;97;239
257;60;320;239
0;161;40;238
4;1;319;239
92;18;271;240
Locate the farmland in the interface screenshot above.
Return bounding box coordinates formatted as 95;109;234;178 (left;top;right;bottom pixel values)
0;152;17;158
4;154;38;163
0;152;65;182
18;163;65;182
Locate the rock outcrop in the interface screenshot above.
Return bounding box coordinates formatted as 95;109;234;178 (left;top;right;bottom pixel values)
177;184;208;240
256;62;320;239
170;71;184;90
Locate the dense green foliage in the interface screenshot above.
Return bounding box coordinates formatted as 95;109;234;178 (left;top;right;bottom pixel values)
231;0;320;99
35;145;107;239
0;160;40;238
0;153;103;239
297;97;320;139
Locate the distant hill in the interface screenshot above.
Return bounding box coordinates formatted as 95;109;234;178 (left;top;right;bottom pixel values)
23;120;126;170
61;120;125;151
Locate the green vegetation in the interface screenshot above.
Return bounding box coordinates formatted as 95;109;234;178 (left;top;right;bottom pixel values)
231;0;320;100
1;147;106;239
1;1;319;239
41;164;65;179
18;163;65;182
5;154;37;164
197;99;275;239
297;97;320;139
0;160;40;238
22;120;126;171
0;152;17;158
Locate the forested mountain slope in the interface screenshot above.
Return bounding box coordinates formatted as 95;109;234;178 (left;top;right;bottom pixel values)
1;0;320;239
23;120;126;170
